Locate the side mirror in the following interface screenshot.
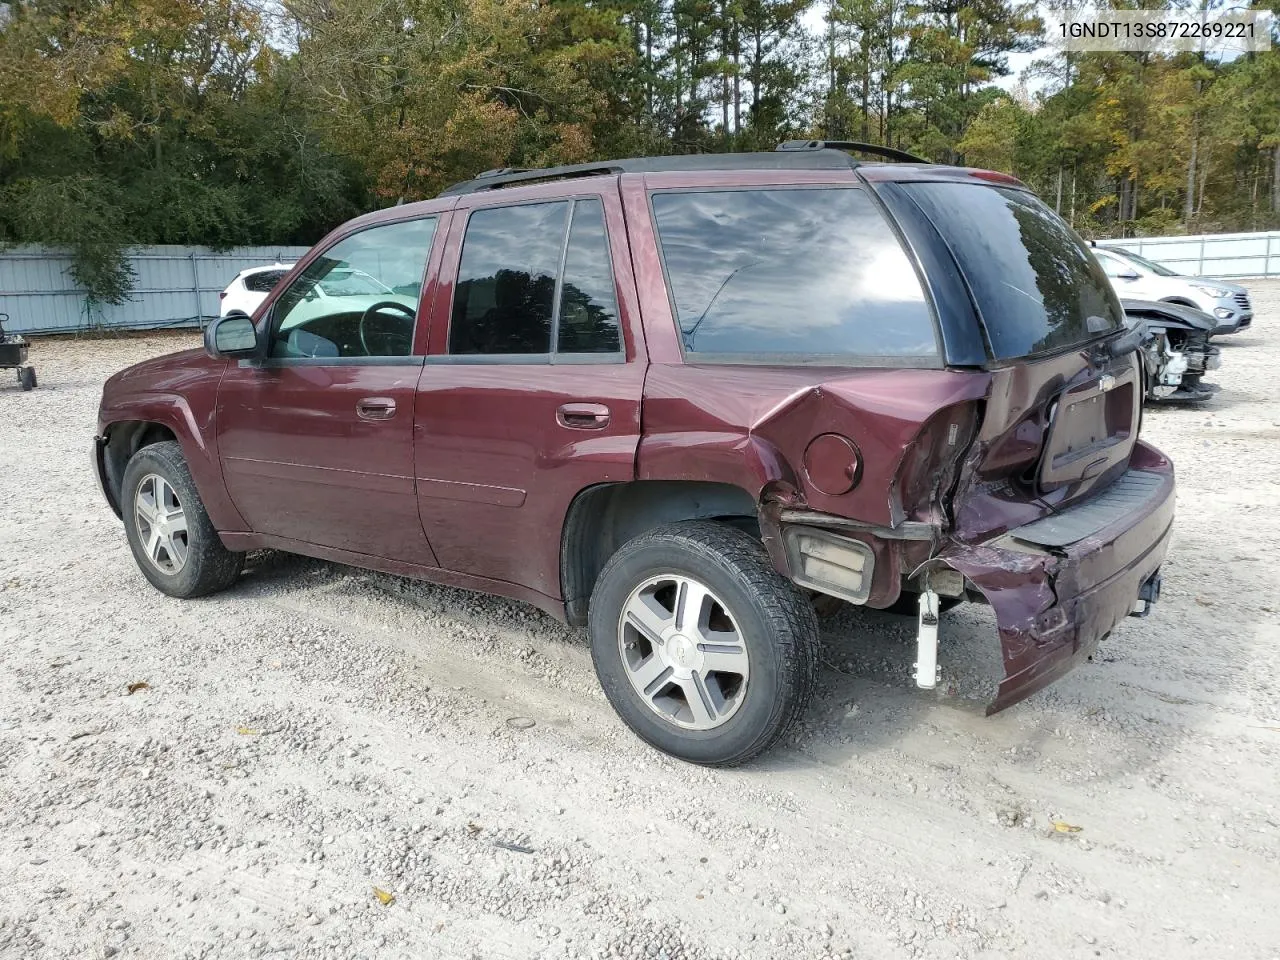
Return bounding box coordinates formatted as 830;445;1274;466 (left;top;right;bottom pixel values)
205;313;259;359
1116;269;1140;281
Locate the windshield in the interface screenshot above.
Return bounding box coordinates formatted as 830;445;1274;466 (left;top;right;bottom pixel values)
650;187;939;361
1109;247;1179;277
317;270;390;296
902;182;1124;360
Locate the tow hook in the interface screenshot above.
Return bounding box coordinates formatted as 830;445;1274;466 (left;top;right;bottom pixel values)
915;586;941;688
1130;571;1162;618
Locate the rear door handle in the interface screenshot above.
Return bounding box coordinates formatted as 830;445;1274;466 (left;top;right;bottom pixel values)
356;397;397;421
557;402;610;430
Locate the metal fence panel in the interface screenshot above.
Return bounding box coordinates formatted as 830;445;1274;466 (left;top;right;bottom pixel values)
0;244;309;335
1098;231;1280;280
6;230;1277;335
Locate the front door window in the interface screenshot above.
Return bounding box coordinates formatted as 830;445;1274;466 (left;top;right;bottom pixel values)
269;217;438;359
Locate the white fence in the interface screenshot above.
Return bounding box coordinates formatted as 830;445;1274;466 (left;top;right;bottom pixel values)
0;244;310;336
1097;230;1280;280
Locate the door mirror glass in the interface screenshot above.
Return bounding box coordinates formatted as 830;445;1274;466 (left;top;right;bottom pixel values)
206;313;258;359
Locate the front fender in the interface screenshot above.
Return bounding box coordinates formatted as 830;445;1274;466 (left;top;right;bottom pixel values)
98;365;247;532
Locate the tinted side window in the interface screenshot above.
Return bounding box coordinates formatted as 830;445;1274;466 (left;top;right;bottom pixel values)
270;218;436;359
558;199;621;354
449;202;568;355
651;188;938;359
244;270;287;293
902;183;1122;360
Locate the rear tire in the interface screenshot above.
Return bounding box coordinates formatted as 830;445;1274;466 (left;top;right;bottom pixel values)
19;367;35;391
588;521;818;766
121;441;243;598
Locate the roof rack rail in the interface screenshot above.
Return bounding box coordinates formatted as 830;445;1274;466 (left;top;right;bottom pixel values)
436;145;880;197
776;139;931;164
439;163;624;197
474;167;529;179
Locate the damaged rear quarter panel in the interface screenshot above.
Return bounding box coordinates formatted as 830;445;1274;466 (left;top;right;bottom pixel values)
637;362;989;523
636;362;990;604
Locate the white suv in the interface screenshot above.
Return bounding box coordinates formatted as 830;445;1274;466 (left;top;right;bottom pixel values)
219;264;293;317
1093;245;1252;334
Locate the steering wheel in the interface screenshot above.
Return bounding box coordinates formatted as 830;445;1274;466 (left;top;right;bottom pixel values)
358;301;416;356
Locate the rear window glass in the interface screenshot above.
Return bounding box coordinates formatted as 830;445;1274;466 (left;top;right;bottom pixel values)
244;270;286;293
902;183;1123;360
650;188;938;361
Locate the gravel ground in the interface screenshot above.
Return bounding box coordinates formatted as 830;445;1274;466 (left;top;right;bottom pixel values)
1;289;1278;960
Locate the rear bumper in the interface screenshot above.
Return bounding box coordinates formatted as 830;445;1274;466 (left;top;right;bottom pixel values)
941;442;1175;713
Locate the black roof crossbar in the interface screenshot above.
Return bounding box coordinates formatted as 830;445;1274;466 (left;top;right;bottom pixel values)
776;139;931;164
437;141;927;197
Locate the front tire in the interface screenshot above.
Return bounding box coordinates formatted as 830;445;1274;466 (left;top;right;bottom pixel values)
121;441;243;598
588;521;818;766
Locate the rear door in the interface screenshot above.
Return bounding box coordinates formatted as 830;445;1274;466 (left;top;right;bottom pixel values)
413;183;646;601
216;214;446;564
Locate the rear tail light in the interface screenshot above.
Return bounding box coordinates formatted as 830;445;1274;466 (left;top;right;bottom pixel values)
219;291;227;300
783;527;874;604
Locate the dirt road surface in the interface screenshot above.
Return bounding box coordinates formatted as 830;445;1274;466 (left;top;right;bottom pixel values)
1;288;1278;960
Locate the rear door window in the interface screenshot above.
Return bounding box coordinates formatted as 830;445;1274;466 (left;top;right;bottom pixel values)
448;199;623;359
1094;250;1129;278
557;200;621;353
650;187;939;362
449;202;566;355
901;183;1123;360
244;270;286;293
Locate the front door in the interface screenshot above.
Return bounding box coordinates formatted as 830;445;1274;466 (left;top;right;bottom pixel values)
216;214;444;565
414;188;646;601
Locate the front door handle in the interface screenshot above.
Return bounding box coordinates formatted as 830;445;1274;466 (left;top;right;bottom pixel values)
557;402;610;430
356;397;397;421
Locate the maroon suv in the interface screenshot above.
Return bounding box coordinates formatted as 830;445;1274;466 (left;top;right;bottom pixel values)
94;141;1173;765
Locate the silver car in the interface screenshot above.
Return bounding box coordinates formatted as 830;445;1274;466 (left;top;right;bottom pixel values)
1093;245;1252;335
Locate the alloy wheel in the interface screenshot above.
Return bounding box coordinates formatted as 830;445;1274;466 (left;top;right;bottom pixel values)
617;574;750;730
134;474;189;575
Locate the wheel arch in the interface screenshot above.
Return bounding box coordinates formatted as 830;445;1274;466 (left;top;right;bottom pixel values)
560;480;762;626
98;420;180;517
98;399;246;532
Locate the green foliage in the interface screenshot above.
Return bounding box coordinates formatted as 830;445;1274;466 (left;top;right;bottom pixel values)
1;175;135;305
3;0;1280;307
0;0;364;302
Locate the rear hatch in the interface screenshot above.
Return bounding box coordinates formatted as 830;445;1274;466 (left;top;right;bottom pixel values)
881;177;1140;542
